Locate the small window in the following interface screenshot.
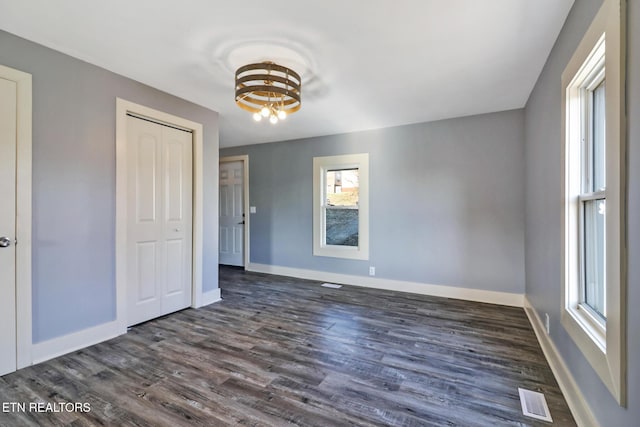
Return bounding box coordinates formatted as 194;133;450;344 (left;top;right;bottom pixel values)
313;154;369;260
325;168;360;246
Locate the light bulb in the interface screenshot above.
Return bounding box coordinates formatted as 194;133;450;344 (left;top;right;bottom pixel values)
260;106;270;117
269;115;278;124
277;110;287;120
252;112;262;122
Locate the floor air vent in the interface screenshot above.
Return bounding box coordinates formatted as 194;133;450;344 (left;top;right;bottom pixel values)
321;283;342;289
518;388;553;422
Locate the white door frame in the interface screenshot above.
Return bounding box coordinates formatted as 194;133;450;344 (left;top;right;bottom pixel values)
116;98;205;332
0;65;32;370
220;155;250;268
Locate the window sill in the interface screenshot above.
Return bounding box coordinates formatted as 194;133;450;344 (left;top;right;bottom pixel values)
567;304;606;352
313;244;369;260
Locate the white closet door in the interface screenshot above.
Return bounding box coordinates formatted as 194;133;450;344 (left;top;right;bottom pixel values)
126;116;192;326
0;77;17;375
161;125;192;314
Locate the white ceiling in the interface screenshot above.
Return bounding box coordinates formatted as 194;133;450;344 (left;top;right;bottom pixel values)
0;0;574;147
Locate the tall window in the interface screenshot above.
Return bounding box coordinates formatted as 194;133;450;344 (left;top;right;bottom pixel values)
581;79;606;320
561;0;625;405
313;154;369;260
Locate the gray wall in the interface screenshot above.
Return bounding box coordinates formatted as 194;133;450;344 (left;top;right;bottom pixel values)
0;30;219;343
222;110;525;294
524;0;639;424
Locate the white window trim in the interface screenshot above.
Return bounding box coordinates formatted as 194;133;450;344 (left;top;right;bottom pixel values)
313;153;369;260
561;0;626;406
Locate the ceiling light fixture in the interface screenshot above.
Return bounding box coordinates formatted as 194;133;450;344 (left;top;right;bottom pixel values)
235;62;301;124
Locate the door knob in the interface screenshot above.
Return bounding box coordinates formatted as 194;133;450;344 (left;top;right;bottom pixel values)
238;221;245;225
0;237;11;248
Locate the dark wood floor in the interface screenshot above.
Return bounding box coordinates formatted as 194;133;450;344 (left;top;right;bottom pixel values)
0;266;575;426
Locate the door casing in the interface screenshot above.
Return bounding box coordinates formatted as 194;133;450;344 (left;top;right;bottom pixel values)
0;64;32;371
116;98;205;331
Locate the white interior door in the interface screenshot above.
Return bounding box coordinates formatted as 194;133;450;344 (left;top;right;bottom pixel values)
219;161;244;266
0;77;18;376
126;115;193;326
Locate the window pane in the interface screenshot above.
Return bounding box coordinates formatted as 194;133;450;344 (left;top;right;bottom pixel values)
325;168;359;246
325;208;359;246
584;199;606;318
592;81;606;191
326;169;359;206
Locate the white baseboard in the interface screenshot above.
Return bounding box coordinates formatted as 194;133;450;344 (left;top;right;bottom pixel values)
247;263;524;307
31;320;125;365
524;298;599;427
30;287;221;367
199;288;222;307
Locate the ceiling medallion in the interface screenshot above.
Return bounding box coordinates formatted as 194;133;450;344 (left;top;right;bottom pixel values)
235;62;301;124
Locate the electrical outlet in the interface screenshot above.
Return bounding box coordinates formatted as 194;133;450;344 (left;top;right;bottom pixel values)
545;313;550;334
369;266;375;276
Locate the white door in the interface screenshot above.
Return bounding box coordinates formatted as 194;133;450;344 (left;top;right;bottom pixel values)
0;77;18;376
126;115;193;326
219;161;244;266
